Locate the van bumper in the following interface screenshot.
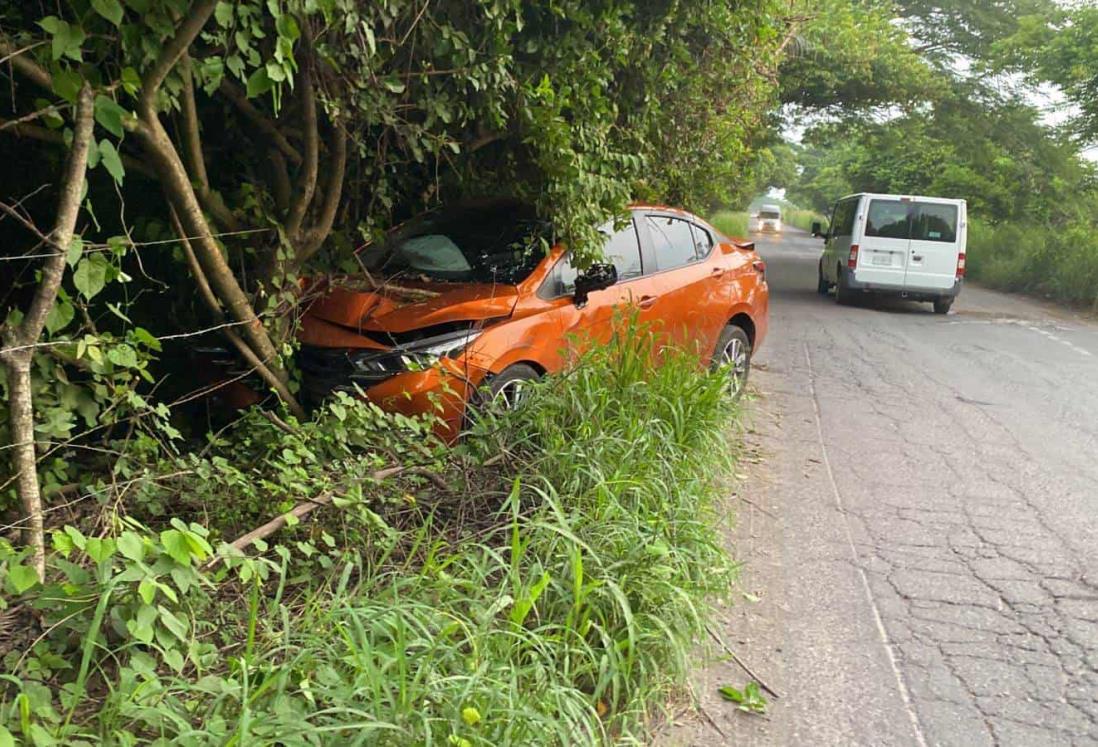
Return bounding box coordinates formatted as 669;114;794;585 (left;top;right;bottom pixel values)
843;269;962;301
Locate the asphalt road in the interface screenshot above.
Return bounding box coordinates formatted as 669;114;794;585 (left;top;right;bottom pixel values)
659;228;1098;746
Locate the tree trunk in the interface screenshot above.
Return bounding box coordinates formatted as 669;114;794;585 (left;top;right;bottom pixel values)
0;85;95;580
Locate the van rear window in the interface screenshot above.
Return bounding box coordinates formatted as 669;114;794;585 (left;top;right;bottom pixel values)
865;200;910;239
912;204;958;242
759;211;780;219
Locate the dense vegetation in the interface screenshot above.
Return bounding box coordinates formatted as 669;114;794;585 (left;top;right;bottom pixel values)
781;0;1098;308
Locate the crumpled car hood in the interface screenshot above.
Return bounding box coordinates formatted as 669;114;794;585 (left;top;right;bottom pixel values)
304;278;519;335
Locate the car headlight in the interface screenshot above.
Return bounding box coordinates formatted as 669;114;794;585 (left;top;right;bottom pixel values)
399;329;483;363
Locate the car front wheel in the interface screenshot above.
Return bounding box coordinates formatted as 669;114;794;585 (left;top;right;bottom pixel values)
712;325;752;399
817;261;831;295
487;363;541;409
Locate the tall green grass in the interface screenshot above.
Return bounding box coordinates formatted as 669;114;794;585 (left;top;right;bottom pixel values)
48;326;741;745
709;210;749;238
967;219;1098;310
783;209;828;233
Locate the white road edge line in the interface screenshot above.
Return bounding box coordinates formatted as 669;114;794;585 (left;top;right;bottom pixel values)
803;342;930;747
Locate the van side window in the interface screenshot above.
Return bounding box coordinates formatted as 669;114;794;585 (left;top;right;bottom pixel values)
646;215;698;271
911;204;958;242
865;200;911;239
830;199;857;237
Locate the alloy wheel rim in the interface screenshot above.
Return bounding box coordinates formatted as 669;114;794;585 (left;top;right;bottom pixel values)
721;338;748;397
494;378;529;409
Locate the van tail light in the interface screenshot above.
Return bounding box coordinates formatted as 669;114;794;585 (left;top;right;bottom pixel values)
956;252;966;278
848;244;859;270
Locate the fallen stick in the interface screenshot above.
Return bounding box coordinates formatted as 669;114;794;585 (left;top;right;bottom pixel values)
205;465;405;568
705;623;784;699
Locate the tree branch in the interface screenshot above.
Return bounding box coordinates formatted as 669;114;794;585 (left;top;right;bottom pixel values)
0;84;95;581
0;36;52;92
139;0;218;116
0;118;158;179
220;78;302;164
299;124;347;261
285;53;318;239
178;51;240;231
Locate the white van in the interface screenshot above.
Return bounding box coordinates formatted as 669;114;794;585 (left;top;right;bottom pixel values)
756;204;783;233
814;193;967;314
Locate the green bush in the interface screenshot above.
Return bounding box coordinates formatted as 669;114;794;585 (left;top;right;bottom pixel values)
709;210;750;237
967;218;1098;310
784;209;828;233
1;325;742;745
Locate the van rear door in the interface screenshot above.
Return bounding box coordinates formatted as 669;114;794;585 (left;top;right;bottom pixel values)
857;198;910;288
905;201;961;291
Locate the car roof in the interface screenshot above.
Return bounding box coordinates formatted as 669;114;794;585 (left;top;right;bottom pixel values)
841;192;967;205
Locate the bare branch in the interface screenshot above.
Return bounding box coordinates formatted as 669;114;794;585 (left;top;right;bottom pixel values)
299;124;347;261
285;53;318;238
0;36;52;91
0;118;158;179
139;0;218;115
220;78;302;164
268;149;291;213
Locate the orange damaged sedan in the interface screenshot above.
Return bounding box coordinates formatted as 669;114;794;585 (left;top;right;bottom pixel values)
298;200;769;438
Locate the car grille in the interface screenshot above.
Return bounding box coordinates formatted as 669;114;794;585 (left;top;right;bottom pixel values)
297;345;407;406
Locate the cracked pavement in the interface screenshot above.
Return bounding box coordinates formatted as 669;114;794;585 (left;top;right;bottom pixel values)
658;229;1098;746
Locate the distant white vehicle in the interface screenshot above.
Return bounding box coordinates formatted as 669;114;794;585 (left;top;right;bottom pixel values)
756;204;783;233
815;193;967;314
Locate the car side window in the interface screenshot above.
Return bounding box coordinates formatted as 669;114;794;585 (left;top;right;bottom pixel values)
691;224;714;259
646;215;697;271
602;220;644;280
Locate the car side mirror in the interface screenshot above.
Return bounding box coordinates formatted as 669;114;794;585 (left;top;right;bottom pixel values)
811;221;822;237
574;262;618;307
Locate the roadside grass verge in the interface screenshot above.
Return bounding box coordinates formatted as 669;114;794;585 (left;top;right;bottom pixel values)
783;209;827;233
709;210;749;238
1;325;742;745
967;218;1098;310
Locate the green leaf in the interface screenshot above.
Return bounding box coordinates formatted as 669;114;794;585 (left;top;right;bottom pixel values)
84;537;116;564
65;235;84;267
94;95;128;138
160;530;192;566
215;1;234;27
48;20;86;62
9;564;39;594
718;685;745;703
51;67;83;104
157;605;188;640
91;0;124;25
114;69;139;100
126;604;157;643
44;299;74;334
138;578;156;605
72;254;109;300
98;140;125;184
117;531;144;562
132;327;162;351
0;724;15;747
246;67;273;98
86;137;101;169
382;77;406;94
107;343;138;368
123;0;150;12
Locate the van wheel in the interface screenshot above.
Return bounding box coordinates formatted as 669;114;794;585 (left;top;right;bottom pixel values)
712;325;752;399
835;266;853;306
817;262;831;295
933;298;953;315
487;363;540;409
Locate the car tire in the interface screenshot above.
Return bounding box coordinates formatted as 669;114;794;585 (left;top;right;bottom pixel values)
712;325;752;399
835;266;853;306
486;363;541;409
933;298;953;315
817;262;831;295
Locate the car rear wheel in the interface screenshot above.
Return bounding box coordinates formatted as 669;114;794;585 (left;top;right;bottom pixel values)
487;363;540;409
817;262;831;295
712;325;752;399
835;266;853;306
933;298;953;315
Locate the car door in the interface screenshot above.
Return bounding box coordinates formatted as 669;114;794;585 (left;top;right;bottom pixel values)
545;215;656;365
824;198;856;282
904;201;961;291
636;211;725;357
858;197;910;288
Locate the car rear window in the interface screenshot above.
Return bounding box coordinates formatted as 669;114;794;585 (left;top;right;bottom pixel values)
865;200;911;239
912;203;958;242
759;211;780;220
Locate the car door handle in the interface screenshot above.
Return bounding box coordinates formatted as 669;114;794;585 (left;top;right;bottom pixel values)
638;295;658;309
710;267;726;278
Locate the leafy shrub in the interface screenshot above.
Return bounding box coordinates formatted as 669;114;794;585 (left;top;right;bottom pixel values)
709;210;750;237
1;325;742;745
